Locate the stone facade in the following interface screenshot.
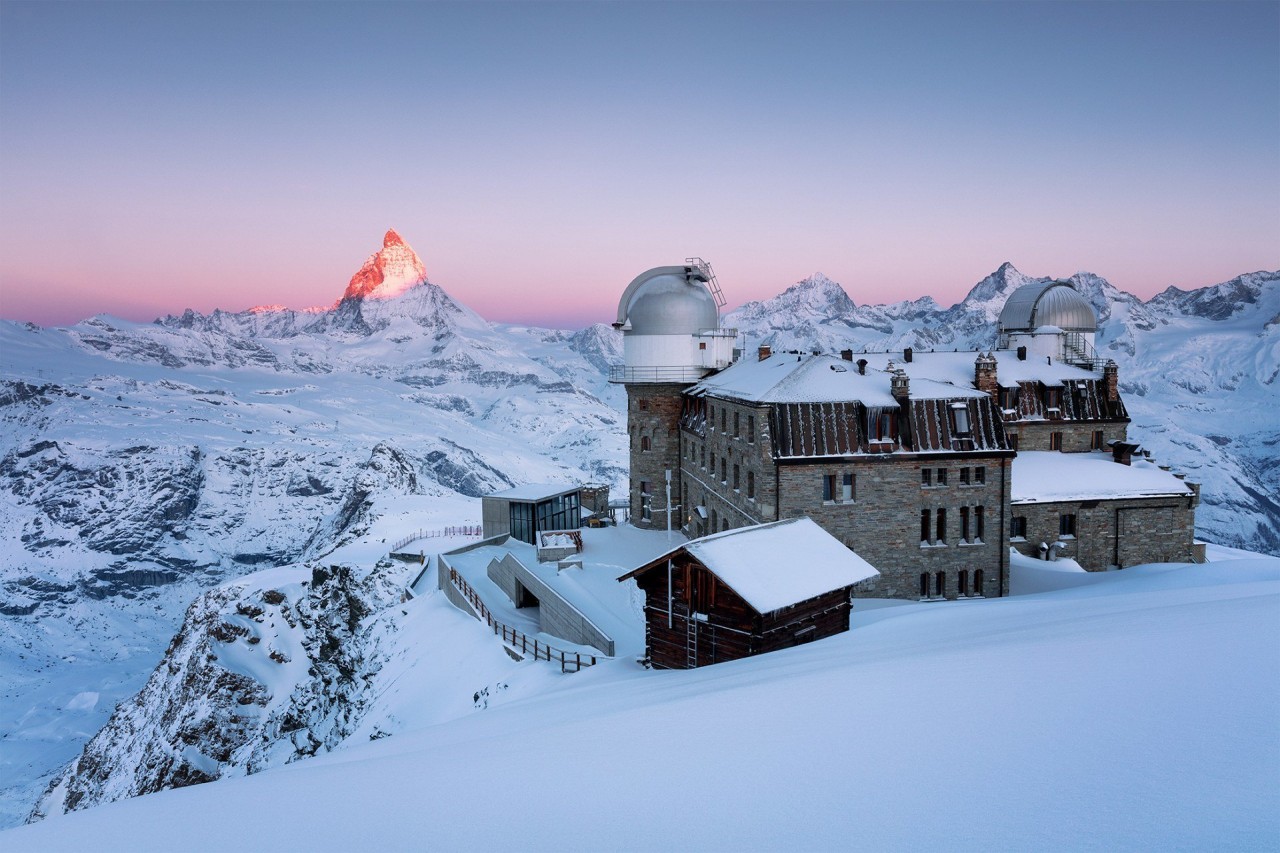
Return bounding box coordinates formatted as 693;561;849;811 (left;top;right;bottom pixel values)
626;383;687;528
676;393;1012;601
1010;490;1199;570
1010;421;1128;453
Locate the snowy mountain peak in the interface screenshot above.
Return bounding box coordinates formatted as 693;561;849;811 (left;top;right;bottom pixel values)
340;229;428;303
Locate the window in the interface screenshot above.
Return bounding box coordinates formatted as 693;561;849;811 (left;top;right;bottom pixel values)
1092;430;1105;450
711;508;718;530
936;508;946;544
683;484;688;520
733;464;740;491
747;471;755;499
841;473;854;502
720;458;727;484
919;573;929;599
638;399;648;411
722;518;729;533
960;506;970;542
869;410;896;442
1009;433;1020;451
720;409;727;433
734;411;740;437
698;341;707;350
921;469;933;487
700;445;706;469
934;571;945;598
640;481;652;521
937;468;948;486
823;474;836;502
640;435;651;452
1060;513;1076;537
921;510;931;544
1011;516;1027;539
959;570;970;597
976;505;985;542
950;403;971;436
747;415;755;443
974;568;984;595
975;466;986;485
1050;431;1063;451
708;406;714;431
960;467;970;485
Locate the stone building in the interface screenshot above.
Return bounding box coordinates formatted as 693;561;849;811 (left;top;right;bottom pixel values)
613;270;1199;593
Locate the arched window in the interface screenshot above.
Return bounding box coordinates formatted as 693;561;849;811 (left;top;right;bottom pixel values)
640;435;651;452
959;569;970;597
919;573;929;599
722;518;729;532
711;509;718;531
934;571;945;598
974;568;984;596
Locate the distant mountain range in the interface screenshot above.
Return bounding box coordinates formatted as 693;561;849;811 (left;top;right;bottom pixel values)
0;232;1274;826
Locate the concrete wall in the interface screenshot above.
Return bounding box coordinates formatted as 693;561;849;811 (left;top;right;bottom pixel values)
481;497;510;539
486;553;615;656
1011;494;1199;570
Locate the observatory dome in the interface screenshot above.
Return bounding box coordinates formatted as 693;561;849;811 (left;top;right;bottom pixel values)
615;267;719;336
997;280;1097;334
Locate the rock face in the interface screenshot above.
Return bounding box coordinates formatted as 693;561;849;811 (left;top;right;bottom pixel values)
29;558;406;820
340;229;428;303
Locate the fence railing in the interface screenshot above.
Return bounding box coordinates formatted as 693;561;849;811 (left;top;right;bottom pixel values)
392;525;482;553
447;567;600;673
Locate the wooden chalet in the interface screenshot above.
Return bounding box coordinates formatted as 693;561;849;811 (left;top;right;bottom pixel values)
618;517;879;669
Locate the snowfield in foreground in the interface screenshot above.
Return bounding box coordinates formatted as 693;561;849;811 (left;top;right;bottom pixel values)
5;549;1276;852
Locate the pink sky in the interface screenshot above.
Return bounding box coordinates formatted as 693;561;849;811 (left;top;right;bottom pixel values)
1;3;1276;330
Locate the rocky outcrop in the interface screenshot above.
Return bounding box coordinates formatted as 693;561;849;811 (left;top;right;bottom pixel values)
29;558;407;821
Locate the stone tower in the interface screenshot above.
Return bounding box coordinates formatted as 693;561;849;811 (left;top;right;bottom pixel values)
610;261;736;528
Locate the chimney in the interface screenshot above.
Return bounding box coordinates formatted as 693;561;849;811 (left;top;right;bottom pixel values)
903;347;913;363
890;367;910;401
758;345;772;362
840;349;853;362
975;352;998;396
1017;346;1027;361
1111;441;1140;466
1103;359;1119;402
856;358;868;376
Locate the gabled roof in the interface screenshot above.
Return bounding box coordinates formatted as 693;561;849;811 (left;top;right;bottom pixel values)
619;517;879;614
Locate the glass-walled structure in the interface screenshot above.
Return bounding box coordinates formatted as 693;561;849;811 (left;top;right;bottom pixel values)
482;485;582;545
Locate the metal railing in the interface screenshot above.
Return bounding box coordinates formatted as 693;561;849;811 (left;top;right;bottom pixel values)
447;567;601;673
609;365;715;383
392;526;482;552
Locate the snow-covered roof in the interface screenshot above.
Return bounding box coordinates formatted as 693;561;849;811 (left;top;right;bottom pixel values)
1011;452;1195;504
693;353;983;405
485;483;579;501
857;349;1101;390
624;517;879;614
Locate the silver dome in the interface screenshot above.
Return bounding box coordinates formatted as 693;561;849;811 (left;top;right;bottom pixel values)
615;266;719;335
997;280;1097;333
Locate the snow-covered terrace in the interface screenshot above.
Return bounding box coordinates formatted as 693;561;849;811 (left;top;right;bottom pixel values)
433;526;680;660
1012;451;1196;504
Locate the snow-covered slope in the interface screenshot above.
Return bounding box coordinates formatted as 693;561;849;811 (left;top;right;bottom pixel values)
0;234;627;826
726;265;1280;553
6;549;1277;851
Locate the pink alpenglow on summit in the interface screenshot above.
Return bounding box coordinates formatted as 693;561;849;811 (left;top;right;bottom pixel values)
340;229;428;303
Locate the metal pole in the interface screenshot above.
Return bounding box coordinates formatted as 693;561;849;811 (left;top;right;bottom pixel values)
665;469;673;542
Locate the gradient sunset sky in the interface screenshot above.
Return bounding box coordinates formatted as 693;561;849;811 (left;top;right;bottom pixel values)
1;1;1276;329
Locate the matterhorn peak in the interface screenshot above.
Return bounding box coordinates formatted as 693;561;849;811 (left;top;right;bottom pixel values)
339;229;428;303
